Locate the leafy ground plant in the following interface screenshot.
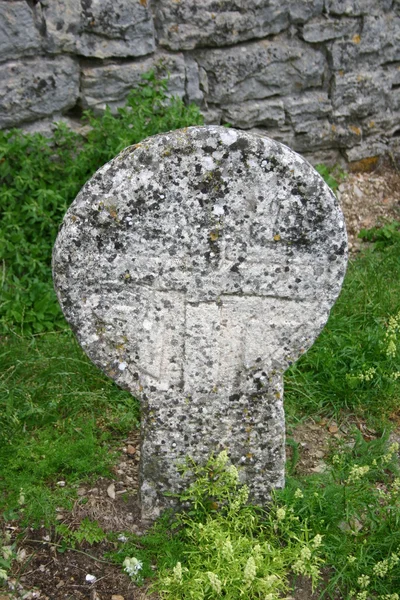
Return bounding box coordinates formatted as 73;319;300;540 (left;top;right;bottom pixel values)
315;163;345;194
116;435;400;600
118;452;323;600
359;220;400;250
0;71;203;334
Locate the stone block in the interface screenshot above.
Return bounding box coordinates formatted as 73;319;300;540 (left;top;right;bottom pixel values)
362;108;400;138
0;1;42;62
81;52;185;113
250;126;296;152
221;99;285;129
53;126;347;522
184;55;203;104
288;0;324;24
152;0;289;51
40;0;155;58
195;38;326;105
285;92;332;133
0;56;80;129
291;123;360;154
344;139;389;162
325;0;392;16
200;106;223;125
302;16;360;43
330;15;400;70
302;149;343;167
331;70;390;119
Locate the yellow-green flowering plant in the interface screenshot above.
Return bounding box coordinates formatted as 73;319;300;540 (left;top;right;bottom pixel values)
154;452;322;599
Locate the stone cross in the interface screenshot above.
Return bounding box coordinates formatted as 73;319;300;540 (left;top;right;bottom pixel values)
53;126;347;522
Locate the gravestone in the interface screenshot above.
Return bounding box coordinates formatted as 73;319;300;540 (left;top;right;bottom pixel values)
53;126;347;522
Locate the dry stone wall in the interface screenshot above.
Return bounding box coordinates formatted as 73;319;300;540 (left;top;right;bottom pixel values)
1;0;400;164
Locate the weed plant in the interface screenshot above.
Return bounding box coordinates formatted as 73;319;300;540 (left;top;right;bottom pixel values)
315;163;345;193
281;432;400;599
118;452;323;599
115;441;400;599
0;71;203;334
359;220;400;250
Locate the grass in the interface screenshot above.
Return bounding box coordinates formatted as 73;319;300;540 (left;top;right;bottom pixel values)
1;241;399;599
0;330;140;526
1;71;400;598
285;241;400;423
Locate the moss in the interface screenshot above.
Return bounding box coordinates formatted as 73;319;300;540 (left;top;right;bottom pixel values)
349;156;379;173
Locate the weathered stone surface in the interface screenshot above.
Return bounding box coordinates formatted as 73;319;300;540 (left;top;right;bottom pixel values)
0;0;398;164
362;110;400;139
0;56;79;129
325;0;392;16
291;121;362;154
344;139;390;162
221;99;285;129
39;0;155;58
200;106;223;125
0;1;42;62
184;55;203;105
153;0;289;51
302;16;360;43
288;0;324;24
331;70;389;119
251;125;296;152
81;53;185;113
195;38;326;105
53;126;347;521
285;92;332;133
330;15;400;70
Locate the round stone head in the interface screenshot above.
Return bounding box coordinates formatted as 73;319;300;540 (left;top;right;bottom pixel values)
53;126;347;398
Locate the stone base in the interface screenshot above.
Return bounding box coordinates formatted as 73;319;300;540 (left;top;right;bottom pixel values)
139;371;285;523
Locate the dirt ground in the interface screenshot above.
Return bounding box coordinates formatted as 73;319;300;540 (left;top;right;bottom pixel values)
2;163;400;600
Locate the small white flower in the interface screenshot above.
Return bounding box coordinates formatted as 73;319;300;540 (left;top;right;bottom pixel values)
347;464;369;484
2;546;13;560
347;555;356;564
215;451;229;469
244;556;257;584
357;574;370;588
300;546;312;561
276;507;286;521
207;571;222;594
117;535;128;542
123;557;143;580
312;534;322;548
173;562;183;584
85;574;96;583
222;539;234;558
373;559;388;577
226;464;239;484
